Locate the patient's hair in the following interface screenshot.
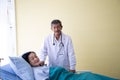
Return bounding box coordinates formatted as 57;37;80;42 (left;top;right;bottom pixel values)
22;51;35;63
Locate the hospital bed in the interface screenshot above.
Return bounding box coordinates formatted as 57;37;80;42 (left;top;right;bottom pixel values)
0;64;118;80
0;56;119;80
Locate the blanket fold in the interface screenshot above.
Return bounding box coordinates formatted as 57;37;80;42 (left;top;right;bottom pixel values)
49;67;118;80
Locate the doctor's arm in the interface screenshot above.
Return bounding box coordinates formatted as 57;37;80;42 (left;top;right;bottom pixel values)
68;37;76;72
39;38;48;66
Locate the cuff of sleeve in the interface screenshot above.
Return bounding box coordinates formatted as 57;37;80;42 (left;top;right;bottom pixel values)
70;65;76;70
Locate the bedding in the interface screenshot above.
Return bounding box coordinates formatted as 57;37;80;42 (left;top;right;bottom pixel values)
9;57;35;80
0;63;119;80
0;64;15;74
50;67;118;80
0;68;21;80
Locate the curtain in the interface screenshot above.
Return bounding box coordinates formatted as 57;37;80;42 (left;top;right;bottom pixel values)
0;0;16;66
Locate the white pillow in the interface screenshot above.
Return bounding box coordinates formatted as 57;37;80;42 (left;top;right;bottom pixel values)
9;57;35;80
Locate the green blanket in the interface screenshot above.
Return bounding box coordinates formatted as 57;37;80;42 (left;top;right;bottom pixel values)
50;67;118;80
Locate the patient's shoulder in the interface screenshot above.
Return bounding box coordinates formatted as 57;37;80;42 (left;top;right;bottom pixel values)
33;65;49;71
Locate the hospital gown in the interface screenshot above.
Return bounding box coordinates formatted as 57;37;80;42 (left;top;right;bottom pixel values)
33;65;49;80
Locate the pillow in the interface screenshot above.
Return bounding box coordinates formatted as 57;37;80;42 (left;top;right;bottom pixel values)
0;68;22;80
0;64;16;74
9;57;35;80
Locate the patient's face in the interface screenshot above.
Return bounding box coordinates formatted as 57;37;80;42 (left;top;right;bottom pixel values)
28;52;40;67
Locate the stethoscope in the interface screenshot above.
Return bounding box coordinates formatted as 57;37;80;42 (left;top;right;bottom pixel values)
52;33;65;66
53;34;64;47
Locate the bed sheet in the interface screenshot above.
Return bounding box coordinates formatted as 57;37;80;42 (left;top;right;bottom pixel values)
0;68;22;80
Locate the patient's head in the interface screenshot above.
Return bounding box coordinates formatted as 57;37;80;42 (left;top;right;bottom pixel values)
22;51;40;67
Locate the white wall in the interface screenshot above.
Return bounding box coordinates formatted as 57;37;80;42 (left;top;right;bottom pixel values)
16;0;120;78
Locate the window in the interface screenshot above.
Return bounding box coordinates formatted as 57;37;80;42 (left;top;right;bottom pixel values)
0;0;16;66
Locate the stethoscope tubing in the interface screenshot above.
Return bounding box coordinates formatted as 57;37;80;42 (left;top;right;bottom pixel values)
53;34;64;47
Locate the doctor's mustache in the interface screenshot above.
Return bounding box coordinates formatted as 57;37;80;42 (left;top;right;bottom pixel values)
54;30;61;33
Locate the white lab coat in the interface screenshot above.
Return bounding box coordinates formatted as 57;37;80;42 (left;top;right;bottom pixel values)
40;32;76;70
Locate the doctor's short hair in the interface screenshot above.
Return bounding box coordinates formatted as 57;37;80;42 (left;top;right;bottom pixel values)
51;19;63;28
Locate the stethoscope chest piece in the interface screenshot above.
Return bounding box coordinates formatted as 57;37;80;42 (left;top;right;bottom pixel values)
53;34;64;47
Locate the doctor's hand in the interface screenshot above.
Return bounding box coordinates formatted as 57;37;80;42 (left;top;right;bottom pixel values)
39;61;44;66
69;70;76;73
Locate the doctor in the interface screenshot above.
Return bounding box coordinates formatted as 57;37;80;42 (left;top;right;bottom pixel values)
40;19;76;72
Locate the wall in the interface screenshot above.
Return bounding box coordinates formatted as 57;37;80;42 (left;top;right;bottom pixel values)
15;0;120;78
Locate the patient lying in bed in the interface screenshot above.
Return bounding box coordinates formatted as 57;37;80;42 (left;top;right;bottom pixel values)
22;51;49;80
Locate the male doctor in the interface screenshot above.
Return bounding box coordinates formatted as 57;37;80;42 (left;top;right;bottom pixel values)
40;19;76;72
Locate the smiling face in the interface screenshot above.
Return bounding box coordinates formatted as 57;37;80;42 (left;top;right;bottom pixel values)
51;23;62;37
28;52;40;67
51;20;63;38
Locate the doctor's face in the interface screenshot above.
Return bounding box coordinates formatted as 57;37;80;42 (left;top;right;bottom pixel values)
51;23;62;35
28;52;40;67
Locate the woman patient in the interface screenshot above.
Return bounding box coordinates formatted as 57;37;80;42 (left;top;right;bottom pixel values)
22;51;49;80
